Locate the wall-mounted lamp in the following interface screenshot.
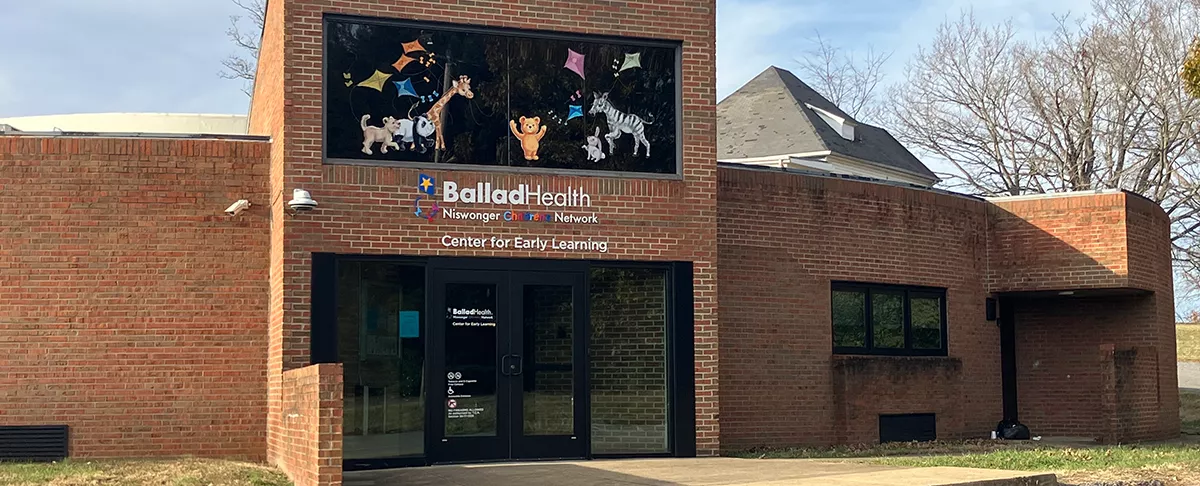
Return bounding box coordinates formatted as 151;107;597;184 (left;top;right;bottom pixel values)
287;189;318;213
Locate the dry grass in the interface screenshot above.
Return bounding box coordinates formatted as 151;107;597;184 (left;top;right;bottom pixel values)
0;458;290;486
1177;324;1200;362
737;392;1200;486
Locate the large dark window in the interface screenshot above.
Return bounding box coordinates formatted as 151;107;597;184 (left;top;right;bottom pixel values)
589;267;670;454
831;283;947;356
325;16;679;174
338;262;427;459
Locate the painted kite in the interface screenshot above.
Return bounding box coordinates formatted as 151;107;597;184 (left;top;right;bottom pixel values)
620;52;642;72
393;78;419;98
392;55;416;73
356;70;393;92
402;39;427;54
564;49;586;79
567;105;583;121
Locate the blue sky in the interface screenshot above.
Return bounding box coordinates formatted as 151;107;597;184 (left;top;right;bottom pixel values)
0;0;1094;118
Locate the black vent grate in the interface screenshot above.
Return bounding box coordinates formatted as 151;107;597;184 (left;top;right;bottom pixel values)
879;414;936;443
0;426;69;462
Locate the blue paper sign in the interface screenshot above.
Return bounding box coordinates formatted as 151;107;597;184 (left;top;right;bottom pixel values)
399;311;420;338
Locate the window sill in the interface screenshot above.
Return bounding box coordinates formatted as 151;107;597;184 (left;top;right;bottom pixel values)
832;354;963;375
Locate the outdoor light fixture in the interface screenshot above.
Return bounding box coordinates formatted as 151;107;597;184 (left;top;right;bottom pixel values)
1058;291;1076;296
287;189;318;212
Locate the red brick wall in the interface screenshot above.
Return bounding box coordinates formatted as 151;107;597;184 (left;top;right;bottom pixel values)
989;193;1131;293
832;357;964;444
278;364;343;486
252;0;719;461
716;167;999;450
0;135;270;459
717;168;1178;450
1004;192;1177;442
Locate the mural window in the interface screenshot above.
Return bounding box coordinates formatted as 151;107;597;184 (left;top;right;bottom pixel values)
831;283;947;356
324;17;679;175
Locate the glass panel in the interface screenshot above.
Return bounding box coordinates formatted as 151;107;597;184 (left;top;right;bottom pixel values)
831;290;866;348
324;18;679;174
911;295;943;350
522;285;574;436
444;283;498;437
871;292;905;349
589;268;669;454
339;262;426;459
324;20;509;165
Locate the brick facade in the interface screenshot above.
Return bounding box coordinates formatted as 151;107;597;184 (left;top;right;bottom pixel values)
0;136;271;459
716;167;997;449
250;0;720;466
0;0;1180;483
995;194;1178;442
278;364;344;486
716;166;1178;450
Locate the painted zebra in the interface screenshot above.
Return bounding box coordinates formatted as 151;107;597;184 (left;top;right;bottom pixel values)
588;92;653;157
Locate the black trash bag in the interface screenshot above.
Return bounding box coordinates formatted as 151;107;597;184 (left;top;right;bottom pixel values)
996;419;1031;440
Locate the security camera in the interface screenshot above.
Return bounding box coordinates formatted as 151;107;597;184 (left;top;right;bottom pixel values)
287;189;318;212
225;199;251;217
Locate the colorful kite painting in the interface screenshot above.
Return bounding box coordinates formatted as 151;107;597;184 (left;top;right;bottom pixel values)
356;70;394;92
564;49;586;79
392;55;416;73
402;39;427;54
620;52;642;73
567;105;583;121
393;78;419;98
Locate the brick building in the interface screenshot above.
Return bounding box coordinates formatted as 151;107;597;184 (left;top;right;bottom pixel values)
0;1;1177;486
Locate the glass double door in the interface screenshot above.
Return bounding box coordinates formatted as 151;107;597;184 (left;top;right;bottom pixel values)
429;269;586;462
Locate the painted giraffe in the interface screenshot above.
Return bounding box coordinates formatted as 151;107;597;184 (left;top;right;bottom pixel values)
425;75;475;151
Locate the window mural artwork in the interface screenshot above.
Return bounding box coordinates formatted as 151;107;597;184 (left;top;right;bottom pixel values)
325;18;679;174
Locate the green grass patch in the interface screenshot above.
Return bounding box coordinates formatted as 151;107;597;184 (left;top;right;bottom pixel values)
0;458;291;486
1182;390;1200;435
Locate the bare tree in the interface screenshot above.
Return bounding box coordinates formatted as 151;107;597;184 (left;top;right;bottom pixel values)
219;0;266;97
890;0;1200;282
794;32;892;123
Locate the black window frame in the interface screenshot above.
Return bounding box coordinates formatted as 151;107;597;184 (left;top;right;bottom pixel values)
831;282;948;357
320;14;685;179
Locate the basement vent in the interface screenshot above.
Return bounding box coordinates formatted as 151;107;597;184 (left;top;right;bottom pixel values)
0;425;69;461
879;414;936;443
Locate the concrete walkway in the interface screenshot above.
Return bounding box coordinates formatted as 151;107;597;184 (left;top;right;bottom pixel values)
344;458;1057;486
1180;362;1200;391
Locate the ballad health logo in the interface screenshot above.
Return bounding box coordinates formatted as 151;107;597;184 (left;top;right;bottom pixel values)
411;173;599;225
413;174;440;222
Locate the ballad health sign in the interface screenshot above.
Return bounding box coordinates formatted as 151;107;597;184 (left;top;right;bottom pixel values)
415;174;609;253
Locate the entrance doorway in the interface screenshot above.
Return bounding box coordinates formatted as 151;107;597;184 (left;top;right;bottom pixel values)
314;255;697;470
429;268;587;462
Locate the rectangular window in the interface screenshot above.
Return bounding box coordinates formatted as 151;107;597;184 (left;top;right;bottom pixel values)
324;16;680;175
589;267;670;454
338;262;427;459
831;283;947;356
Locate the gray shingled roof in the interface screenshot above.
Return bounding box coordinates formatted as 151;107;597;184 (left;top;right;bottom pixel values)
718;66;937;182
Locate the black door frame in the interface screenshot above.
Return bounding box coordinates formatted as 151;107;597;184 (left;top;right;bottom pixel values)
313;254;696;471
426;265;589;464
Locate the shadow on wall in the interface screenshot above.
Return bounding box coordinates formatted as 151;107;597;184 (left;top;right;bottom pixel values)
714;167;1176;450
988;193;1177;443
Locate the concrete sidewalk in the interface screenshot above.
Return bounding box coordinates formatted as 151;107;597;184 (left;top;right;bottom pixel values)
344;457;1057;486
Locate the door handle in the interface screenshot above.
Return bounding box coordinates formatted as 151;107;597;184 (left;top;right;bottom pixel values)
500;354;511;376
510;354;523;376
